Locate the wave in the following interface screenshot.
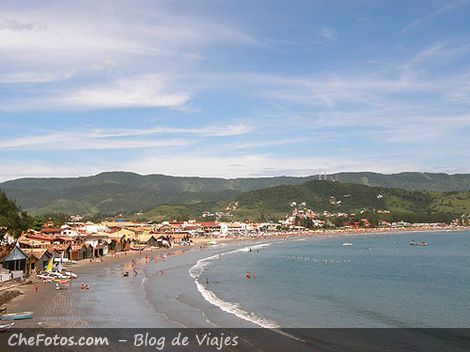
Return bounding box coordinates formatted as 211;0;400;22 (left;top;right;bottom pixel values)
189;242;280;329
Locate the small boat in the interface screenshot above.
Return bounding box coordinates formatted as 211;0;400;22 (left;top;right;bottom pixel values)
63;271;78;279
0;322;14;332
0;311;33;320
130;244;147;251
36;273;54;280
342;243;353;246
410;240;428;246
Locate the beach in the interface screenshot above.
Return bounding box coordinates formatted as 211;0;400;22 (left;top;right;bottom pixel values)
5;240;263;328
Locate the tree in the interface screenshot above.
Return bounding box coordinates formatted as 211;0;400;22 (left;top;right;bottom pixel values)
0;191;33;239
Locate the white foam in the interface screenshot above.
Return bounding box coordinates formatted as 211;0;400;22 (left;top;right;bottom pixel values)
189;243;280;329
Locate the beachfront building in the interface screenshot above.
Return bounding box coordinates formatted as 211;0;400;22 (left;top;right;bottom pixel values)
25;249;53;274
70;244;93;261
84;235;109;257
48;244;72;260
0;245;27;277
219;222;248;236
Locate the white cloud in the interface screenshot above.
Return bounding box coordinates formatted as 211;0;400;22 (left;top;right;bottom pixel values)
2;74;191;110
402;1;466;33
91;123;252;138
0;132;190;151
0;122;251;150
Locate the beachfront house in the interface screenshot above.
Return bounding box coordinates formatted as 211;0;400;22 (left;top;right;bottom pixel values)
25;249;53;274
84;235;109;257
0;245;28;280
70;244;91;261
146;235;159;247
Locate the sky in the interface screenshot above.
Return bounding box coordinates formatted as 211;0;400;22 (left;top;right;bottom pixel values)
1;0;470;181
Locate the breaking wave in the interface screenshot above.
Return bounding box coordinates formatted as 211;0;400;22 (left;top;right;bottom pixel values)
189;243;279;328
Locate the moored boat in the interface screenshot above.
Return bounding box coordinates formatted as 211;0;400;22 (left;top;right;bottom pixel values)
410;240;428;246
0;311;33;320
0;322;14;332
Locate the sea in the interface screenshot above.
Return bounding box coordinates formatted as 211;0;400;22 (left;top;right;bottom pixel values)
190;231;470;328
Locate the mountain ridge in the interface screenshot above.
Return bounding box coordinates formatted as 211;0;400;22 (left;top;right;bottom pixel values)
2;171;470;216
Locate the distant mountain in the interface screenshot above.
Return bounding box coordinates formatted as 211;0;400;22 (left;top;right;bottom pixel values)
2;171;470;217
0;172;313;215
332;172;470;192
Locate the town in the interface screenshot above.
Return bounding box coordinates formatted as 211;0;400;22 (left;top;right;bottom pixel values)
1;201;468;284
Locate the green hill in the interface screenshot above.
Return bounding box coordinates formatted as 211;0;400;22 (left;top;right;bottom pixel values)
332;172;470;192
226;180;470;222
2;171;470;217
0;172;312;216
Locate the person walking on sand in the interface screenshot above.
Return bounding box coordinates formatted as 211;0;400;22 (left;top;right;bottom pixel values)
34;283;39;292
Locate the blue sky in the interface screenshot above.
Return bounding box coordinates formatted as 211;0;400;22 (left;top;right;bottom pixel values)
1;0;469;181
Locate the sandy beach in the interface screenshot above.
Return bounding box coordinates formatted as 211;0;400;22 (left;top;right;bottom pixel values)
4;239;262;328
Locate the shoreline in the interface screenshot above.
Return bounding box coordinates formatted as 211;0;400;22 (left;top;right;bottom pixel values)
3;228;468;328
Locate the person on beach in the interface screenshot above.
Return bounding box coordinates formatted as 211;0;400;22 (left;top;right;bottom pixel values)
34;283;39;292
246;271;251;279
133;269;138;276
206;278;209;284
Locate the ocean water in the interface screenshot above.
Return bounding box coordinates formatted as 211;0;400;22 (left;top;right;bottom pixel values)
192;231;470;328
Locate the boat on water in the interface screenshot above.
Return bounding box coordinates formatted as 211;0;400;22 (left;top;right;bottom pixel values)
410;240;428;246
342;243;353;246
0;311;33;320
0;322;14;332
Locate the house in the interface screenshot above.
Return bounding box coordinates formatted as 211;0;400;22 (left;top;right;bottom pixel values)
0;245;27;273
146;235;159;247
40;227;62;236
25;249;53;274
47;244;72;260
84;235;109;257
70;244;90;261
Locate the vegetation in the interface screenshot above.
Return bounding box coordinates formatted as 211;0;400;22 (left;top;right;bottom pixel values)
0;191;33;239
135;181;470;224
2;172;470;223
334;172;470;192
0;172;312;216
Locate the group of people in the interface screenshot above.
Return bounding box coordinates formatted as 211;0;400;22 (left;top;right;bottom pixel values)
245;271;256;279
